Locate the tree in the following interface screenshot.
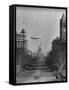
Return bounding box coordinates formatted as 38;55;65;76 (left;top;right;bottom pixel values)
46;47;66;81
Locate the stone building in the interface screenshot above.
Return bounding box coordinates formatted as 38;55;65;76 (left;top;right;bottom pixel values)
52;13;66;50
16;29;27;48
51;13;66;79
60;14;66;41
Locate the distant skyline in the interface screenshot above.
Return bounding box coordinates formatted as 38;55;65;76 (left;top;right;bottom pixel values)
16;7;65;55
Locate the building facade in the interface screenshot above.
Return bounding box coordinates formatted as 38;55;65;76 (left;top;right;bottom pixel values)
16;29;27;48
60;14;66;41
52;13;66;50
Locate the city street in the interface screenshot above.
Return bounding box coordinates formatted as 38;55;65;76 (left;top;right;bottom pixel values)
16;48;56;83
16;69;56;83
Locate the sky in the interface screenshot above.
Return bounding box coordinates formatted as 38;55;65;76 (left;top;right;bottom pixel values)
16;6;65;55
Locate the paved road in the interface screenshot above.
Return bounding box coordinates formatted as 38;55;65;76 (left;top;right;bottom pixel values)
16;69;56;83
16;55;56;83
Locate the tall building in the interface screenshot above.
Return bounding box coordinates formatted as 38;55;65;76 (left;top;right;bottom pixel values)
52;13;66;51
16;29;27;48
49;14;67;78
60;13;66;41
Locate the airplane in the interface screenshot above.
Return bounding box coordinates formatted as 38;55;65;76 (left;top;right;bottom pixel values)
30;36;40;40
